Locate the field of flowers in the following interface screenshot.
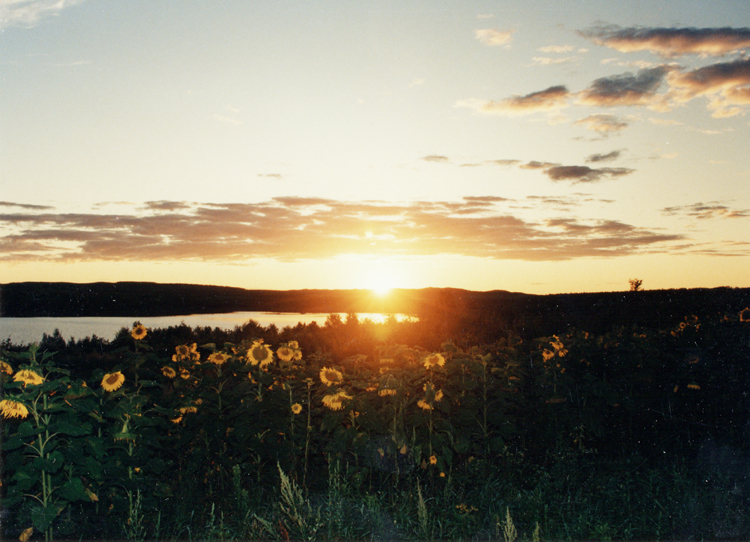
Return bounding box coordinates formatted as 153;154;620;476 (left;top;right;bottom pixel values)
2;308;750;541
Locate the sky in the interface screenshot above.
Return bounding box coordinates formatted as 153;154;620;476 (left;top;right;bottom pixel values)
1;0;749;295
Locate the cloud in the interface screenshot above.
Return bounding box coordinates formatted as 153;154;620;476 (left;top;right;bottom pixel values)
213;114;242;125
519;160;633;182
580;25;750;57
577;66;672;107
648;117;682;126
538;45;575;53
473;85;570;115
487;159;521;167
475;28;515;46
421;155;449;163
0;201;54;210
574;114;629;134
662;202;750;219
529;56;578;66
0;198;684;263
541;165;633;183
0;0;87;29
667;57;750;117
586;150;622;163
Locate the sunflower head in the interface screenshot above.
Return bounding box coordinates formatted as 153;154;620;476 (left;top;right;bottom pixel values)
0;399;29;419
423;353;445;370
130;324;148;341
14;369;44;387
276;346;295;362
319;367;343;386
0;360;13;375
101;371;125;392
248;341;273;367
208;352;229;365
322;390;352;411
162;366;177;379
291;403;303;415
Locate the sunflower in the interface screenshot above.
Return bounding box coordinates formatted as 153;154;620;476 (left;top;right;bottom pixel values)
208;352;229;365
101;371;125;392
248;341;273;367
322;390;352;411
0;399;29;419
417;399;432;411
172;343;199;362
14;369;44;387
130;324;147;341
429;455;438;465
0;360;13;375
276;346;295;362
291;403;302;414
423;353;445;370
162;366;177;378
19;527;33;542
542;349;555;362
179;368;190;380
288;340;299;349
378;388;397;397
319;367;343;386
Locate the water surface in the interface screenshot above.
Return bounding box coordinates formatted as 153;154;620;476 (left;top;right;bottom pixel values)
0;311;414;346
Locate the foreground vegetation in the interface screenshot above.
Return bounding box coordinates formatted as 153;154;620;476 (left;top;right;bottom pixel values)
2;306;750;541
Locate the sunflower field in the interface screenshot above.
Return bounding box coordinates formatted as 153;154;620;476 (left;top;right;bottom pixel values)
2;310;750;541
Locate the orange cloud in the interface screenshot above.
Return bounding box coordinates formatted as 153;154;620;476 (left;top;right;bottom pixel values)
662;202;750;219
667;57;750;117
478;85;570;115
0;198;681;263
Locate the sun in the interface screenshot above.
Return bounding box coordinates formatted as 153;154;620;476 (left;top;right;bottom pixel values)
367;272;394;296
362;264;399;296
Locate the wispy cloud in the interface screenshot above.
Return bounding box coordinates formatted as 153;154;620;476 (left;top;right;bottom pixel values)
538;45;575;53
586;150;622;163
0;201;54;210
0;0;87;30
464;85;570;115
418;155;633;183
212;114;242;125
574;114;630;134
421;155;449;163
662;202;750;219
0;198;684;263
529;56;579;66
579;25;750;57
475;28;515;47
532;164;633;183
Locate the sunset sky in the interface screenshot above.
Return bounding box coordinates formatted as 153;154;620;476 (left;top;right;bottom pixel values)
1;0;749;294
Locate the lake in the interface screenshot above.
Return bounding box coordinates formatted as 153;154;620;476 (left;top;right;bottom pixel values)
0;311;415;346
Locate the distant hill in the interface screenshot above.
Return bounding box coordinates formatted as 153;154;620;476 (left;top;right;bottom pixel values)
2;282;748;338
